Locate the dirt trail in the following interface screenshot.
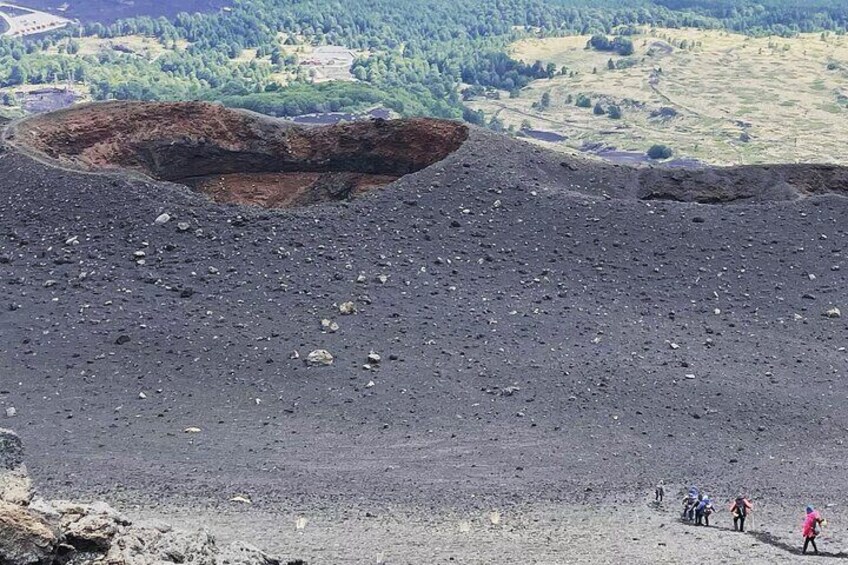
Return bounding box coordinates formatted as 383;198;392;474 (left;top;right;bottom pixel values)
126;500;847;564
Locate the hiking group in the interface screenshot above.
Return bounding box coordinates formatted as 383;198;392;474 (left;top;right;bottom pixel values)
680;486;718;526
655;481;829;555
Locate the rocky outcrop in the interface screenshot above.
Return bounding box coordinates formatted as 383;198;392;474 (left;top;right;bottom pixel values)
0;430;288;565
102;525;218;565
0;501;61;565
52;500;131;552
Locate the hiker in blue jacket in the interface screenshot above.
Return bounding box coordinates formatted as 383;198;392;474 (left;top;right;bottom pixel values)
695;494;715;526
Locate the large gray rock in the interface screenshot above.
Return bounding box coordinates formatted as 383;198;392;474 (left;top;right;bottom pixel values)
217;541;280;565
0;429;25;475
103;525;218;565
0;429;33;505
51;500;131;552
0;468;32;506
0;501;60;565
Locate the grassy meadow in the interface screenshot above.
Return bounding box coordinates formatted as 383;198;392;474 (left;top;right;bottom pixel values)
468;28;848;165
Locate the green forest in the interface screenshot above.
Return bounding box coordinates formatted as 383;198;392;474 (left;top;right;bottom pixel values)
2;0;848;122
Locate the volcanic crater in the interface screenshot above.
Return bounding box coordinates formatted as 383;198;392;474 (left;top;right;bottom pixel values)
6;101;469;208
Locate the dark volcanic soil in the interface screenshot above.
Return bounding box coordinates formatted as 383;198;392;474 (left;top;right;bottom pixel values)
0;102;846;561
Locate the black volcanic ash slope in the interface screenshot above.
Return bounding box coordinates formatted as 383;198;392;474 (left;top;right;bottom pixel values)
0;107;846;511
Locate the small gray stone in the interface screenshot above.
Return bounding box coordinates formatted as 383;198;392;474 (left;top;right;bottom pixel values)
339;301;357;315
320;319;339;333
306;350;334;366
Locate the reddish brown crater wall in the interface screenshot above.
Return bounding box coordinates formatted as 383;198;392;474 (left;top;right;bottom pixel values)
10;101;469;208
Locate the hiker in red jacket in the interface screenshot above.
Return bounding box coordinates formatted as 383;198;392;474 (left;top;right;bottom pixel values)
730;495;753;532
802;506;826;554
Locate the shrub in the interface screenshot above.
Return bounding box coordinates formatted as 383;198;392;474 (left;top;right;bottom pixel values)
647;144;673;159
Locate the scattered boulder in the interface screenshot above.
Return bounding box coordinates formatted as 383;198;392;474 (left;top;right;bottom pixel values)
154;213;171;225
824;307;841;319
367;352;381;364
320;319;339;333
306;350;334;366
0;501;60;565
338;302;357;315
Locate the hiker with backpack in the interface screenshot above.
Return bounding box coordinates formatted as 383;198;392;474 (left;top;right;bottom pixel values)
802;506;827;554
682;487;699;522
695;494;715;526
730;495;753;532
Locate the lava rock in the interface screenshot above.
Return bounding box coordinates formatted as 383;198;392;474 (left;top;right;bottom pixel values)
0;429;32;506
0;502;60;565
52;500;131;552
306;350;334;366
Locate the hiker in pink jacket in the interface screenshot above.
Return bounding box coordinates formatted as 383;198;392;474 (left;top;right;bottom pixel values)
802;506;826;554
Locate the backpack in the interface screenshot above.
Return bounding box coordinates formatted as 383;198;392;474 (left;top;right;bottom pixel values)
735;498;747;517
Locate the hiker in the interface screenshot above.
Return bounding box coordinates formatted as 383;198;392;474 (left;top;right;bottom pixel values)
695;494;714;526
702;495;716;526
682;487;699;522
692;493;705;525
802;506;826;554
730;494;753;532
655;479;665;503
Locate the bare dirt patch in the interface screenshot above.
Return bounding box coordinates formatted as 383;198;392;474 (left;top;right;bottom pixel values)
8;101;468;208
184;171;401;208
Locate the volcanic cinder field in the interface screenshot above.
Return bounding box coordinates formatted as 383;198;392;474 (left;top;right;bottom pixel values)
0;102;846;564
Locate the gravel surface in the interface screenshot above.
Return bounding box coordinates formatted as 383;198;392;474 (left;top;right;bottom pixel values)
0;107;846;562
